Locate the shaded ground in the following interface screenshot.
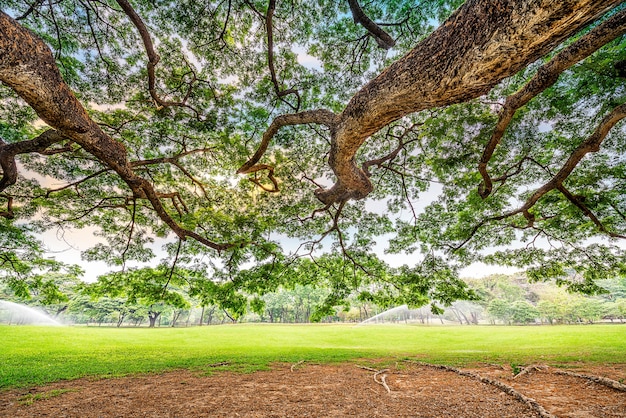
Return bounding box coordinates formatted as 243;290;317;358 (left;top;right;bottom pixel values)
1;362;624;417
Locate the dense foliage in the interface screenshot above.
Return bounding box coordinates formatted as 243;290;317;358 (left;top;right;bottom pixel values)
0;1;625;312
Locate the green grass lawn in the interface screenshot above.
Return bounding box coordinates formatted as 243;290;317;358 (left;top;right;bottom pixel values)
1;323;624;389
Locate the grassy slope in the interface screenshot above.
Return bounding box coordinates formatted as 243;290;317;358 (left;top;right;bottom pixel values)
1;324;624;389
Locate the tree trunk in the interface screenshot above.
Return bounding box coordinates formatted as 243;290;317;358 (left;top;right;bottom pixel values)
206;306;215;325
117;313;126;328
171;310;181;327
55;306;68;317
148;311;160;328
199;306;205;326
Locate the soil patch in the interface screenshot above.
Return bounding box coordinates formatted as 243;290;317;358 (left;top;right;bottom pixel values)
1;362;624;417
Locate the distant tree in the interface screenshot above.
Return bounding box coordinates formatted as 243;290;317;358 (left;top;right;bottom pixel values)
509;301;540;324
487;299;512;324
0;220;83;304
88;266;190;327
537;300;562;325
568;298;605;323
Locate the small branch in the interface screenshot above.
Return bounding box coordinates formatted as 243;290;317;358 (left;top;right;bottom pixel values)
513;364;547;379
347;0;396;49
45;168;110;197
161;238;182;299
290;360;305;372
362;123;421;176
373;369;391;393
356;365;392;393
120;197;137;269
265;0;301;110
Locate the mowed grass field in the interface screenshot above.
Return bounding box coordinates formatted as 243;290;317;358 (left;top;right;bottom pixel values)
1;324;624;389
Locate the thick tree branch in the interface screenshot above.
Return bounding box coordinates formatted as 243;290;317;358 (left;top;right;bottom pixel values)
452;102;626;250
318;0;622;205
114;0;198;113
517;102;626;213
557;184;626;239
0;130;66;192
478;7;626;198
0;11;230;252
347;0;396;49
0;195;14;219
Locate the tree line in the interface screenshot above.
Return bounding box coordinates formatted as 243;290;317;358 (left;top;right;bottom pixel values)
2;269;624;326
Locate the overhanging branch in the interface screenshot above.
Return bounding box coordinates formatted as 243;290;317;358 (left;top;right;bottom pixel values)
478;7;626;198
0;130;67;192
0;11;231;252
265;0;301;110
453;102;626;250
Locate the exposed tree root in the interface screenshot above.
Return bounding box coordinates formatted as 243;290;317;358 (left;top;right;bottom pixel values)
291;360;305;372
404;361;555;418
511;364;626;392
373;369;391;393
356;365;392;393
513;364;548;379
553;370;626;392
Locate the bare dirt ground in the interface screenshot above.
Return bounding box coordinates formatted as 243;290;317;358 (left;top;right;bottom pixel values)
1;361;624;417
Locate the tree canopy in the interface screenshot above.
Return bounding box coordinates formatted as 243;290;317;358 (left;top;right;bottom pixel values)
0;0;625;311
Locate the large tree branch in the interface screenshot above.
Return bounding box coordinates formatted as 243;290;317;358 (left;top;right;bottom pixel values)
0;11;230;252
317;0;623;205
478;7;626;198
347;0;396;49
452;102;626;250
0;195;14;219
557;184;626;239
517;102;626;213
0;130;66;192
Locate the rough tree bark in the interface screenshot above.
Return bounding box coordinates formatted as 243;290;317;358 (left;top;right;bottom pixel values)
315;0;623;205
